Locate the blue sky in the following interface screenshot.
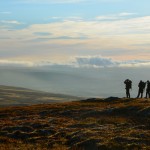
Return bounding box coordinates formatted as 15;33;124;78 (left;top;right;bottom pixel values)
0;0;150;65
1;0;150;23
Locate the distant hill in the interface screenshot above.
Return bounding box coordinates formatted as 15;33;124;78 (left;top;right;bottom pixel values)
0;85;81;107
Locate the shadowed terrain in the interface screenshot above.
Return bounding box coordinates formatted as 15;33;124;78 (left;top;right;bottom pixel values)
0;93;150;149
0;85;81;107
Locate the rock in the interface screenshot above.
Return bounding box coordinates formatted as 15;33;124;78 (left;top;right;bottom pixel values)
1;126;33;133
68;123;97;129
35;129;55;136
81;98;103;103
7;130;29;140
60;110;72;117
30;123;49;129
137;107;150;117
39;111;49;116
104;97;120;102
82;110;103;118
74;138;101;150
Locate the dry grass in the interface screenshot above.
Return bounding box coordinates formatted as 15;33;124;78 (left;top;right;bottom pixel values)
0;97;150;150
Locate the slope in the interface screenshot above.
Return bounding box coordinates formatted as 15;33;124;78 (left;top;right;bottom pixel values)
0;85;81;107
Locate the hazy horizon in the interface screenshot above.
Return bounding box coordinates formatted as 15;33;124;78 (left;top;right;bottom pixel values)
0;63;150;98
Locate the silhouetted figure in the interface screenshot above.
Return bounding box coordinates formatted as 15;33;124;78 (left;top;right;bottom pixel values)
137;80;146;98
145;80;150;98
124;79;132;98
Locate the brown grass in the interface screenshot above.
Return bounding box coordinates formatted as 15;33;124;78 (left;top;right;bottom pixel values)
0;98;150;150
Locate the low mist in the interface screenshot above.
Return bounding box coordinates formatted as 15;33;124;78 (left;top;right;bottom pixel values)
0;65;150;98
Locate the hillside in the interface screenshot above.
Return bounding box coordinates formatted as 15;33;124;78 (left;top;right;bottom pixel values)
0;85;81;107
0;97;150;150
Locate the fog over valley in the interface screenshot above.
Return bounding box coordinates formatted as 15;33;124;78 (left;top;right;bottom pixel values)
0;59;150;98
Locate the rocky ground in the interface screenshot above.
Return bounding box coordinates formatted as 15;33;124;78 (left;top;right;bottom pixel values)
0;97;150;150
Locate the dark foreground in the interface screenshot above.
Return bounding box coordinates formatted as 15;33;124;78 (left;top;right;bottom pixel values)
0;97;150;150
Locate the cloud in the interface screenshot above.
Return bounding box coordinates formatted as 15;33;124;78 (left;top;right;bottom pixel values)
73;56;150;68
0;15;150;61
0;56;150;68
34;32;52;36
19;0;86;4
18;0;124;4
95;12;137;21
0;12;11;14
0;60;34;67
1;20;23;25
74;56;116;67
118;12;137;16
45;16;83;23
1;15;150;39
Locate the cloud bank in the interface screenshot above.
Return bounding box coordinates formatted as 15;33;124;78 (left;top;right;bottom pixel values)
73;56;150;68
0;56;150;68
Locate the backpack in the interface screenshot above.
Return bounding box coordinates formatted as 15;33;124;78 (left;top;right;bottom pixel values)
142;82;146;89
129;81;132;89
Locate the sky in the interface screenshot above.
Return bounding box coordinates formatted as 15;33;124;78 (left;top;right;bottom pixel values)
0;0;150;65
0;0;150;97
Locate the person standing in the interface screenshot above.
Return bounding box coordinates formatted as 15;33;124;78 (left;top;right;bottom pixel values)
137;80;146;98
145;80;150;98
124;79;132;98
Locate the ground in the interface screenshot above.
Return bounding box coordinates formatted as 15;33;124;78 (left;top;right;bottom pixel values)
0;96;150;150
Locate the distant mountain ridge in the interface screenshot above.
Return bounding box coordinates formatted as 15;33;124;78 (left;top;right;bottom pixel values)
0;85;81;107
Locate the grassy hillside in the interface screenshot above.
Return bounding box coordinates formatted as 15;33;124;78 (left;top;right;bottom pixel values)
0;97;150;150
0;85;81;107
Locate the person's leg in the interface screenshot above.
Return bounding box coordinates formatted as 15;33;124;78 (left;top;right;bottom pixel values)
137;89;140;98
126;89;129;98
141;92;143;98
128;89;130;98
148;92;150;98
145;90;148;98
126;89;130;98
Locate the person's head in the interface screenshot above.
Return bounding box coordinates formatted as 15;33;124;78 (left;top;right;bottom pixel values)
147;80;149;83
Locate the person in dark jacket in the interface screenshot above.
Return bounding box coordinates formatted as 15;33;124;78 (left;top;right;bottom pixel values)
145;80;150;98
137;80;146;98
124;79;132;98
